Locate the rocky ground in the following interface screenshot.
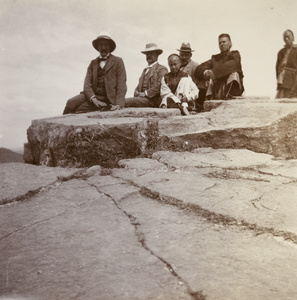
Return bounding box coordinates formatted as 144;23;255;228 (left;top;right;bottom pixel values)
1;147;297;299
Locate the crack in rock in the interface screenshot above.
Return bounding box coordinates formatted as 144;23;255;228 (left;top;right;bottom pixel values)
207;170;270;182
282;179;297;185
0;187;47;206
258;170;297;184
0;209;70;242
0;170;89;206
250;194;264;209
140;187;297;246
89;182;206;300
250;194;277;211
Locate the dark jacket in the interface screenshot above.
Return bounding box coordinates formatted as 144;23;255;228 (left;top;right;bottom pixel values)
276;46;297;89
83;54;127;107
195;50;243;81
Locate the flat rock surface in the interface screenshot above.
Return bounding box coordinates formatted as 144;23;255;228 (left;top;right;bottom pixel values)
0;163;80;205
1;148;297;299
25;98;297;167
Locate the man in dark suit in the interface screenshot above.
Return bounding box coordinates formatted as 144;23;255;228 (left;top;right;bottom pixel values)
178;42;199;83
63;32;127;114
125;43;168;108
194;33;244;103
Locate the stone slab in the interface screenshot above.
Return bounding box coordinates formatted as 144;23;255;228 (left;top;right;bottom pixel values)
1;150;297;299
24;98;297;167
118;150;297;235
158;99;297;159
0;179;190;300
0;163;80;205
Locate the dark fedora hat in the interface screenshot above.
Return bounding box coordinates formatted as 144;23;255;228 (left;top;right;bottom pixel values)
92;31;116;52
177;42;194;52
141;43;163;55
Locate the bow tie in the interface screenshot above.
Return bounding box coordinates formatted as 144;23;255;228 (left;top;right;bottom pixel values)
99;57;107;62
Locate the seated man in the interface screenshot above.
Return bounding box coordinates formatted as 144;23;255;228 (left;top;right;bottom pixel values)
178;42;199;81
125;43;168;108
63;32;127;114
194;33;244;101
160;54;198;116
177;42;203;112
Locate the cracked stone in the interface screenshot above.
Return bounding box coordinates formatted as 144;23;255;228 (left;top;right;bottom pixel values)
2;147;297;299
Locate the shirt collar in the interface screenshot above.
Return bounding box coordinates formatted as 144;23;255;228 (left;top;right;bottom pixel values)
147;61;158;68
99;53;110;59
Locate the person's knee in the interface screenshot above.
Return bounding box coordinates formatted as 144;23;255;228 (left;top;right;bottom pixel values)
76;100;95;113
63;94;85;114
63;99;76;114
125;98;134;107
63;107;70;115
125;97;150;107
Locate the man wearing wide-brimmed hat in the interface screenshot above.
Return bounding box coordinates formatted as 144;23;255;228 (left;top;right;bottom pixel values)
63;32;127;114
177;42;199;81
177;42;204;112
125;43;167;108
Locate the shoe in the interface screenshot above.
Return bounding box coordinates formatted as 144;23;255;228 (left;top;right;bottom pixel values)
178;104;190;116
182;106;190;116
196;104;204;113
109;105;121;111
188;100;196;111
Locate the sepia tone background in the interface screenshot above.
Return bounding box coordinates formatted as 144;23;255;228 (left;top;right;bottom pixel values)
0;0;296;150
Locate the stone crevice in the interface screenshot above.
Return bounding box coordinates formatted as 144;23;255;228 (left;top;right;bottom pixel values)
0;184;53;206
282;179;297;185
206;170;270;182
0;194;99;242
152;157;177;171
0;170;88;206
88;182;206;300
250;194;264;209
0;209;70;242
258;169;297;182
139;186;297;246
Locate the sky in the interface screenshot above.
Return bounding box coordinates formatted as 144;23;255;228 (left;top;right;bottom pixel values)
0;0;297;151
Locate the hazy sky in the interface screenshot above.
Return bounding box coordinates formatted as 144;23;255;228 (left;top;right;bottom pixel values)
1;0;296;150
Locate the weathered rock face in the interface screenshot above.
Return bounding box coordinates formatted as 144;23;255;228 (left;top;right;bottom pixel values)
2;149;297;299
4;98;297;299
160;98;297;159
24;98;297;167
24;109;180;168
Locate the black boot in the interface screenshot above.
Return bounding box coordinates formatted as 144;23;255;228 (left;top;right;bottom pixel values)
196;89;206;112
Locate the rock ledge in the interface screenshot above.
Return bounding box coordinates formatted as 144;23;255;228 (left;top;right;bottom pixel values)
24;98;297;167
